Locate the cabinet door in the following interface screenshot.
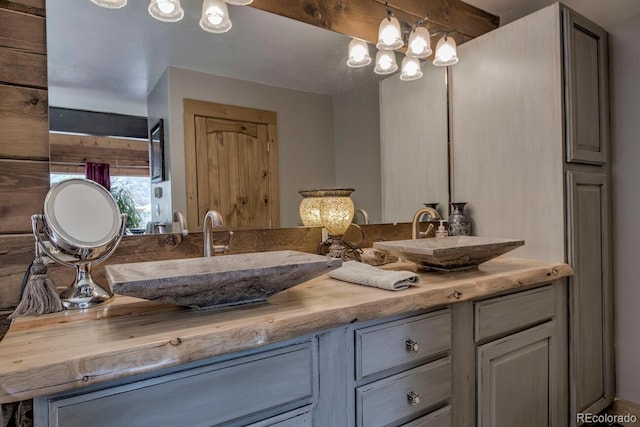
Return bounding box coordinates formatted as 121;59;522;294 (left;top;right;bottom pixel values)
563;8;609;165
566;171;613;420
477;323;557;427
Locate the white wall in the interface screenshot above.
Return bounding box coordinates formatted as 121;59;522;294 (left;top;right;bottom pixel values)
380;66;450;224
610;11;640;405
333;78;382;224
165;67;335;228
146;69;172;227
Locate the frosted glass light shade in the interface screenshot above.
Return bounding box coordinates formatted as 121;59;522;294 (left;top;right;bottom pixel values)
319;189;355;235
433;36;459;66
91;0;127;8
407;26;432;58
376;16;403;50
347;39;372;68
374;50;398;75
225;0;254;5
299;190;323;227
200;0;232;33
400;56;423;81
148;0;184;22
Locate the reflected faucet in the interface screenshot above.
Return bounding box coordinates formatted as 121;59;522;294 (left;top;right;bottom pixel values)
172;210;188;236
354;208;370;225
411;207;440;239
203;210;233;257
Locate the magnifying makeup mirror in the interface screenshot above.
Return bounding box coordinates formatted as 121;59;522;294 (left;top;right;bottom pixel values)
33;179;126;309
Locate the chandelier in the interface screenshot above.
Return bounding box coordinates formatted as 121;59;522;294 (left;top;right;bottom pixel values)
90;0;251;33
347;3;459;81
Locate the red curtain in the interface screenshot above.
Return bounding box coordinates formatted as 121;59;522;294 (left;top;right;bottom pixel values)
85;162;111;191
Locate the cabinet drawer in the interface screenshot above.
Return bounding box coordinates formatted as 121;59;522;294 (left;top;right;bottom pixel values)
475;285;555;342
40;343;314;427
402;405;451;427
356;309;451;379
356;357;451;427
246;405;312;427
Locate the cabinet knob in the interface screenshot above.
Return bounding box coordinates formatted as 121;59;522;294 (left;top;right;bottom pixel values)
405;339;420;353
407;391;421;406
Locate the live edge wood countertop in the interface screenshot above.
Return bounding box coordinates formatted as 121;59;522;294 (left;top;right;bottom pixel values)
0;257;572;404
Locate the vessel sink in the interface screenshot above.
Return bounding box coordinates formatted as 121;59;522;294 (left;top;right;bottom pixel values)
105;250;342;309
373;236;524;272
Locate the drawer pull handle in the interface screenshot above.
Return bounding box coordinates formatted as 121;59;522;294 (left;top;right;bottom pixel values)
405;339;420;353
407;391;421;406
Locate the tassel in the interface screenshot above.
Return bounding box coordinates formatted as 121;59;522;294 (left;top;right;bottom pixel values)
9;257;64;319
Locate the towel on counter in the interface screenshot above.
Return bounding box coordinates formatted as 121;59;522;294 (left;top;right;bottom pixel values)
328;261;420;291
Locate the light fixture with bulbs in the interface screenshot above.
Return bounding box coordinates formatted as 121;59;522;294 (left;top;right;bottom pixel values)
407;25;432;58
90;0;253;34
200;0;232;33
346;3;459;81
91;0;127;8
374;50;398;75
148;0;184;22
347;38;372;68
433;34;459;66
400;56;423;81
376;5;404;51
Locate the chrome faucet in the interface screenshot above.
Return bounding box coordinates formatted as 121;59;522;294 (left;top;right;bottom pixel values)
203;210;233;256
172;210;188;236
411;207;440;239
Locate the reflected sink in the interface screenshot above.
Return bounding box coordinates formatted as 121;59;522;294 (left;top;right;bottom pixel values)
373;236;524;272
105;250;341;309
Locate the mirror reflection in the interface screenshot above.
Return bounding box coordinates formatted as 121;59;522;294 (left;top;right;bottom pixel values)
46;0;448;232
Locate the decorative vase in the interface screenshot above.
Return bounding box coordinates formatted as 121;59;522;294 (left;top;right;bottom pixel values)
421;202;440;221
448;202;471;236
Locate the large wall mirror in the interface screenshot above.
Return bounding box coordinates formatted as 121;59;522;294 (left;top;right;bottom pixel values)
46;0;449;233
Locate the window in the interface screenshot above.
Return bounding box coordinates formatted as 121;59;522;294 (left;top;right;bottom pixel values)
50;173;151;230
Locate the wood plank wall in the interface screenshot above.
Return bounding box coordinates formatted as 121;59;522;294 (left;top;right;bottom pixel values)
0;0;49;236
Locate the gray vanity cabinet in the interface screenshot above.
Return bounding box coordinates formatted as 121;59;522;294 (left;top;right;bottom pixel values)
352;309;452;427
477;323;556;427
566;170;613;416
34;282;567;427
564;9;609;165
451;4;612;423
451;282;568;427
474;284;567;427
35;341;317;427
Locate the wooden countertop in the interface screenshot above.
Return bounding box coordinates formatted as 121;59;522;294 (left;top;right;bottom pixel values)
0;257;571;403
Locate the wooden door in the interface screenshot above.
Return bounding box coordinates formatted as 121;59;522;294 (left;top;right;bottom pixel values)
566;170;613;420
184;100;279;231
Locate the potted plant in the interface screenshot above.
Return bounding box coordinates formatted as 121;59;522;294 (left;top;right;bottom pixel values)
111;187;142;229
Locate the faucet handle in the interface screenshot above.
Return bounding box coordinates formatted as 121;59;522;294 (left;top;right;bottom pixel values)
224;230;233;253
419;223;435;238
212;231;234;255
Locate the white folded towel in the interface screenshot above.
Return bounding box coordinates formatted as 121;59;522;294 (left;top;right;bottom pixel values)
328;261;420;291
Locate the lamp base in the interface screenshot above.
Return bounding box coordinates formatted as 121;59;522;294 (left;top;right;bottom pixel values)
327;237;347;259
60;262;114;309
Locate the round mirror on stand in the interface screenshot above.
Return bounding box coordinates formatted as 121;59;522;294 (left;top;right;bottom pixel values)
32;179;126;309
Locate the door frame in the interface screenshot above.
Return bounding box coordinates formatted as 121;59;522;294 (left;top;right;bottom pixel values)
183;99;279;231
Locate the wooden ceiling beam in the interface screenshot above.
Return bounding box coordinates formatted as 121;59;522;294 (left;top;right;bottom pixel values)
249;0;498;47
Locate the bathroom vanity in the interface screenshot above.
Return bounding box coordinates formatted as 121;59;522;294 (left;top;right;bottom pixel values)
0;257;571;427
